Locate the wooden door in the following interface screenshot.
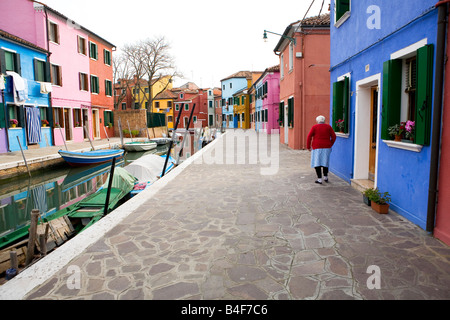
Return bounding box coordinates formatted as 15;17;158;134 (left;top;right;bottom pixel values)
369;86;378;181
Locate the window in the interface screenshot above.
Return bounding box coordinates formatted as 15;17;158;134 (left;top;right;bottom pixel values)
90;75;99;94
0;50;21;75
288;97;294;128
121;103;126;110
73;109;82;127
279;102;284;126
230;83;232;89
79;73;89;91
280;54;285;78
265;109;268;123
78;36;87;55
89;42;98;60
8;105;22;127
34;59;50;82
51;64;62;86
175;104;180;111
104;49;111;65
104;110;114;127
184;104;189;111
335;0;351;26
168;101;172;108
49;21;59;44
382;44;434;145
209;101;213;108
332;76;349;133
193;116;197;123
105;80;112;96
53;107;63;127
289;42;294;71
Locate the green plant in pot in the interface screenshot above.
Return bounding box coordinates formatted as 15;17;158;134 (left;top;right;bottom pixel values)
370;188;391;214
362;188;377;206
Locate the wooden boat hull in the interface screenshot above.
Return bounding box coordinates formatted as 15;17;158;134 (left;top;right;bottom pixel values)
123;141;157;152
58;149;124;167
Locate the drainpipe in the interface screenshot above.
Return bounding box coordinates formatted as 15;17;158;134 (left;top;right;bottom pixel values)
426;1;448;232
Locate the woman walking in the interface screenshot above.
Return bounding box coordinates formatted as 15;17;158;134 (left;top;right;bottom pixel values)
307;115;336;184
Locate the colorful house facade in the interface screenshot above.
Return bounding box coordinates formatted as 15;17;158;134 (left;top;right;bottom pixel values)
253;65;280;134
0;0;115;149
274;14;330;149
0;29;52;153
434;2;450;245
221;71;262;129
329;0;440;231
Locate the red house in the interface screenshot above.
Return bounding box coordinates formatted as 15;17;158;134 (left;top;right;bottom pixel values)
274;14;330;150
173;85;208;129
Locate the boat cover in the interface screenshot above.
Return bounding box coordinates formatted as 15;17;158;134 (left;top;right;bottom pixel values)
124;154;175;183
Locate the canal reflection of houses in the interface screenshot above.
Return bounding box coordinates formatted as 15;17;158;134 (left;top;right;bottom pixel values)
0;159;124;240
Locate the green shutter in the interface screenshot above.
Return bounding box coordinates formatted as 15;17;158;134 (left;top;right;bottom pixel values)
288;97;294;127
0;103;5;128
343;77;349;133
279;102;284;126
336;0;350;21
381;59;402;140
332;81;343;131
415;44;434;146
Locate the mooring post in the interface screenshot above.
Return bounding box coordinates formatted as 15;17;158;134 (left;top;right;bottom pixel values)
25;209;40;266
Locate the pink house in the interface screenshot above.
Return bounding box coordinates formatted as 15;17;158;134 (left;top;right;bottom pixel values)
258;65;280;134
0;0;111;146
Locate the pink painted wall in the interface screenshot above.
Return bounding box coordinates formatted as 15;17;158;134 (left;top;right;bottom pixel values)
434;10;450;246
47;11;91;144
261;71;280;134
0;0;48;50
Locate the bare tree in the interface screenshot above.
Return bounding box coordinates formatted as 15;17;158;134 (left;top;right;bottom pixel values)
113;52;133;110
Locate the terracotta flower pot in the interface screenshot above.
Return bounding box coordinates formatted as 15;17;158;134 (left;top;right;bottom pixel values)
394;135;402;142
372;202;389;214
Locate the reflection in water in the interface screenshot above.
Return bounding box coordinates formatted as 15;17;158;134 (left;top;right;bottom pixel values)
0;144;169;240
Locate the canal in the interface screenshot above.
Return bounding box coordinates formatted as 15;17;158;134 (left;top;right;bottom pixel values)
0;144;170;242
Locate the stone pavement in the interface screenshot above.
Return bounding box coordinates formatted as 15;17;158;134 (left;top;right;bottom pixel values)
2;130;450;300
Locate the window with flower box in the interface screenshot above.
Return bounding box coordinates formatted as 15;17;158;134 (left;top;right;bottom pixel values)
381;44;433;146
332;76;349;133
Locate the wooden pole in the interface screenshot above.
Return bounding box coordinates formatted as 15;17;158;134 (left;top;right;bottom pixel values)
118;117;124;147
103;157;116;216
25;209;40;266
84;125;95;151
16;136;31;177
58;126;68;151
161;105;183;177
39;233;47;256
10;251;18;270
177;104;196;165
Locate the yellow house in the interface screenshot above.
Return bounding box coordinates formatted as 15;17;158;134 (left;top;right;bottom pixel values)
131;76;173;110
152;90;178;129
233;88;250;129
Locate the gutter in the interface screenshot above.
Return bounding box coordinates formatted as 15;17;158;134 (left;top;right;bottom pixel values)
426;1;448;232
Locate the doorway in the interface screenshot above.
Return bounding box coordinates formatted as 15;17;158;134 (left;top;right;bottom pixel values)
368;86;378;181
63;108;72;141
92;109;99;139
353;74;380;186
284;104;288;144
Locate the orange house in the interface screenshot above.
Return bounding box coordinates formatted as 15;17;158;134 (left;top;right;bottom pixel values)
274;14;330;150
87;33;115;139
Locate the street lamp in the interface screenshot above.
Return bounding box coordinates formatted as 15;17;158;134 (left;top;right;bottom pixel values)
263;30;296;45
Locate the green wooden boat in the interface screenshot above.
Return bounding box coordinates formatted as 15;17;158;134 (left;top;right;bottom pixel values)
0;167;135;250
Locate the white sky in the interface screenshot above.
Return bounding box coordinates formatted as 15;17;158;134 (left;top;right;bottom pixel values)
40;0;331;88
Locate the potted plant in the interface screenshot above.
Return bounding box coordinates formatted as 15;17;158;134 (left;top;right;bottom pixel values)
405;120;415;142
10;119;18;128
107;122;113;129
41;119;49;127
370;188;391;214
335;119;345;133
362;188;377;206
388;123;405;141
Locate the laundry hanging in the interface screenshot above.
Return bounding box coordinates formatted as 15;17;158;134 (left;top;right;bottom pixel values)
6;71;28;104
25;106;41;144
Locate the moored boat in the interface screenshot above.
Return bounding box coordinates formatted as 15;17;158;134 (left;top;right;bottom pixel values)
58;149;124;167
122;140;157;152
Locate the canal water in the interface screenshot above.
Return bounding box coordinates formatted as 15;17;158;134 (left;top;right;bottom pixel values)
0;144;170;242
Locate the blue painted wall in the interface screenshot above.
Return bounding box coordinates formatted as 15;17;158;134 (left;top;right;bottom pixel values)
0;37;51;152
254;81;263;132
221;77;248;129
329;0;439;229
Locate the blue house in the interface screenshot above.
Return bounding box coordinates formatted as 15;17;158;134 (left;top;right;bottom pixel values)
0;29;52;153
221;71;261;129
329;0;440;230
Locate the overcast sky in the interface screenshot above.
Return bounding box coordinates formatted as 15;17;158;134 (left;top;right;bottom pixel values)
40;0;331;88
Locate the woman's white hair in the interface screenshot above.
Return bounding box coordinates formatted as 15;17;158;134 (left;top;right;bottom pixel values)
316;115;326;124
